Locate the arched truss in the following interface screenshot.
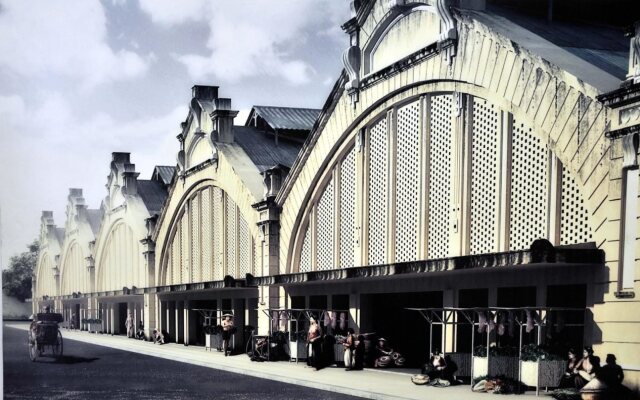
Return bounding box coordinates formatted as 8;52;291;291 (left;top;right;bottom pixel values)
159;184;260;286
95;220;143;292
35;251;57;298
59;241;89;295
291;92;593;272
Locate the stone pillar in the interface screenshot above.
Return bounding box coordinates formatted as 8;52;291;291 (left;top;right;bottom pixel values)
349;292;360;330
144;294;157;340
253;196;281;336
232;298;246;352
176;300;184;343
110;304;116;335
183;300;191;346
443;289;456;353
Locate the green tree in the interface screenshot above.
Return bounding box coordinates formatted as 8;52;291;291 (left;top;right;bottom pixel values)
2;239;39;301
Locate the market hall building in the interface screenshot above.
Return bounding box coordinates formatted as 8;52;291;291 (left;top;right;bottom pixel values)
32;0;640;393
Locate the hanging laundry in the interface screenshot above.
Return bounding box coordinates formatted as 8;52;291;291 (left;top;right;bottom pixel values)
525;309;534;333
339;312;347;330
324;311;332;328
477;311;487;333
330;311;337;329
279;311;288;331
497;312;505;336
272;310;279;332
488;312;496;333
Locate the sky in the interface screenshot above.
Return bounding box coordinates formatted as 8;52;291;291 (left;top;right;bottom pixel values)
0;0;351;267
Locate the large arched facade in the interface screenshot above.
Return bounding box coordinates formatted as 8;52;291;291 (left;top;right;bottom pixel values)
273;0;636;385
33;211;64;313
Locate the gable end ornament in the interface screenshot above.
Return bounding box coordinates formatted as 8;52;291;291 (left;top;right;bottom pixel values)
436;0;458;65
343;45;361;105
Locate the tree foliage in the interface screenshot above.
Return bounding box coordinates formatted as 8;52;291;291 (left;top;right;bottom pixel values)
2;239;39;301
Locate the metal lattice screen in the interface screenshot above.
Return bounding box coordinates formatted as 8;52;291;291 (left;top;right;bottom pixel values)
171;216;181;284
509;119;549;250
316;177;335;270
181;211;189;283
213;188;223;280
201;188;213;281
560;167;593;245
226;196;238;278
368;117;388;265
470;97;500;254
190;194;201;282
299;224;312;272
339;146;356;268
395;100;421;262
428;94;453;259
239;214;251;277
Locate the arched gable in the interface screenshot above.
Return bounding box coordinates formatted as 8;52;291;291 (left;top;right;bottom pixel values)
35;250;57;299
279;6;613;274
59;240;89;295
156;179;260;286
95;220;145;292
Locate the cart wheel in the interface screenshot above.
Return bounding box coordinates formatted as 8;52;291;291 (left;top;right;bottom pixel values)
53;331;63;357
29;340;38;362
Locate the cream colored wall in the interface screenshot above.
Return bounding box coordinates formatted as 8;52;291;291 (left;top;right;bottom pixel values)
94;195;150;292
278;0;639;390
153;153;262;287
59;241;89;295
35;251;56;299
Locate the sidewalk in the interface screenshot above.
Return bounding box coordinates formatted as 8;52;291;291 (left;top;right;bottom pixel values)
6;323;542;400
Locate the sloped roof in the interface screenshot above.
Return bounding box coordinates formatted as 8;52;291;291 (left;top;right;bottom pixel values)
86;209;103;235
153;166;175;186
232;126;303;172
468;5;627;92
54;228;65;244
250;106;321;131
138;180;169;215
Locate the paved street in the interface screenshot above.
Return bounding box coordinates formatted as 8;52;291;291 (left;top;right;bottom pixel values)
3;322;360;400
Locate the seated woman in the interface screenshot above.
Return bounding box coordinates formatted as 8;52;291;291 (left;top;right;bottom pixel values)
558;348;580;388
422;350;453;382
136;321;145;340
374;338;393;368
574;346;599;389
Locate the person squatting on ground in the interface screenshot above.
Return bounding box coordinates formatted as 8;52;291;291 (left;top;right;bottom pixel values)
152;329;165;344
422;350;453;385
343;328;355;370
136;320;145;340
222;314;235;356
307;317;323;370
374;338;405;368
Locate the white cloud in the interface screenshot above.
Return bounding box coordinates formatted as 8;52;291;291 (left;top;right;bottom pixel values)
0;93;185;264
140;0;349;85
138;0;208;26
0;0;149;88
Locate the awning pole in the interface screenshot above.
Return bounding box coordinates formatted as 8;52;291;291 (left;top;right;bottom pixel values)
470;313;475;389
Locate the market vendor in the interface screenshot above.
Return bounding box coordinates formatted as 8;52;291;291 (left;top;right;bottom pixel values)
422;350;453;383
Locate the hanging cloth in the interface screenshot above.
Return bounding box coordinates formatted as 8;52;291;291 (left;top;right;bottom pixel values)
497;312;505;336
488;312;496;333
324;311;332;328
339;312;347;330
477;311;487;334
330;311;337;329
279;311;288;332
525;309;534;333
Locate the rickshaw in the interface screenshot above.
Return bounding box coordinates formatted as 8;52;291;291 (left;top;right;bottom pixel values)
28;312;64;361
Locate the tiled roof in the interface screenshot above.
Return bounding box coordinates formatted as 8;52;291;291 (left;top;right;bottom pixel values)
153;166;175;186
232;126;303;172
85;209;103;235
137;180;168;215
251;106;320;131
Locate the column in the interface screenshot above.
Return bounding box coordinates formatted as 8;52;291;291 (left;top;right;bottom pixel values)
176;300;184;344
232;298;246;352
349;293;360;330
182;300;190;346
619;133;639;293
443;289;456;353
449;92;472;256
144;294;157;340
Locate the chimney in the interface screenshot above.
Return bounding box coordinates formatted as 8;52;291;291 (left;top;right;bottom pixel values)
111;152;131;165
122;163;140;195
211;98;238;143
192;85;219;101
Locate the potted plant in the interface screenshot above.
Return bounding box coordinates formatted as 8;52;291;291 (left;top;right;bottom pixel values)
520;344;565;388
